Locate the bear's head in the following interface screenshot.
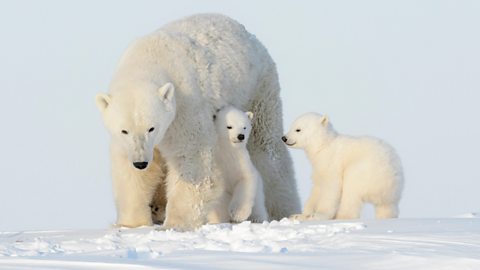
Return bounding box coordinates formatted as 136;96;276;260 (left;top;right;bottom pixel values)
214;106;253;147
282;112;334;149
95;82;176;170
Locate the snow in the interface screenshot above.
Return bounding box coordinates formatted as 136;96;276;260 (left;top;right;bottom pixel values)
1;217;479;269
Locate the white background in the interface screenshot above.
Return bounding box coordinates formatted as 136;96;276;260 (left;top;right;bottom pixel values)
0;0;478;231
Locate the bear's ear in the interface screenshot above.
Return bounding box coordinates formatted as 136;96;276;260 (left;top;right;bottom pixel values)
158;83;175;105
320;114;329;127
95;93;111;112
246;111;254;120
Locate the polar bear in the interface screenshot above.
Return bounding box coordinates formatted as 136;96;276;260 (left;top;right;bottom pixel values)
95;14;300;229
282;113;403;220
208;106;268;223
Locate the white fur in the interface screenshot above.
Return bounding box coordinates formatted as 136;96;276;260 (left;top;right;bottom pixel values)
96;14;300;229
209;106;268;223
283;113;404;221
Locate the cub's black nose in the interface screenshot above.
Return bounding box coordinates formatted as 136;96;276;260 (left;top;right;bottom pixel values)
133;162;148;170
237;134;245;141
282;136;287;142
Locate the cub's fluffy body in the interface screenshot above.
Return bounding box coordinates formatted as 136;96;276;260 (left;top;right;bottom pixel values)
209;106;268;223
283;113;403;220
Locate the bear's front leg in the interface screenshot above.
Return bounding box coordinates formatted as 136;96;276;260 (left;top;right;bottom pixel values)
207;191;231;224
110;144;160;227
160;107;223;230
291;176;342;221
290;186;322;221
162;149;222;230
309;176;342;220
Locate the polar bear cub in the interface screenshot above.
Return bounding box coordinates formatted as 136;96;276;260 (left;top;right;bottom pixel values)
283;113;403;220
209;106;269;223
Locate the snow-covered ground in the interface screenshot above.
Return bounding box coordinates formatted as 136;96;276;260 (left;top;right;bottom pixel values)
1;217;479;269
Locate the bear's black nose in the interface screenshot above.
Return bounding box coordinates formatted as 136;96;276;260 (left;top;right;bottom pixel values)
133;162;148;170
237;134;245;141
282;136;287;142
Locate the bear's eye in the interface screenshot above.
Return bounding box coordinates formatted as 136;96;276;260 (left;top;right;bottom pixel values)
148;127;155;133
121;130;128;135
227;126;232;129
296;129;301;132
243;127;246;130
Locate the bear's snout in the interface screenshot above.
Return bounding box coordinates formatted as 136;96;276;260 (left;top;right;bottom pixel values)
133;162;149;170
281;136;287;142
237;134;245;141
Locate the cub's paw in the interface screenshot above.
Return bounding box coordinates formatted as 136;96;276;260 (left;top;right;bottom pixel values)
229;202;252;223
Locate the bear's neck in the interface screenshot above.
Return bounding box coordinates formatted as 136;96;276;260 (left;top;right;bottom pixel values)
218;140;249;158
305;133;338;162
219;140;247;152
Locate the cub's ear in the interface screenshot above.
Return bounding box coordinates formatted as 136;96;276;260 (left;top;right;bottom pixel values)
246;111;254;120
320;114;329;127
158;82;175;104
95;93;111;112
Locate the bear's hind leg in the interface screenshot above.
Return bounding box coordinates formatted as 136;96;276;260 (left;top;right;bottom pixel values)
247;69;301;220
335;187;362;220
335;198;363;220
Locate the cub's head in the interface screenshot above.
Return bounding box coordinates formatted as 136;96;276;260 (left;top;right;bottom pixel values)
95;82;176;170
214;106;253;147
282;112;333;149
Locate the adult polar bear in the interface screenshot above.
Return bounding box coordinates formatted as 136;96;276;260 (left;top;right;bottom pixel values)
96;14;301;229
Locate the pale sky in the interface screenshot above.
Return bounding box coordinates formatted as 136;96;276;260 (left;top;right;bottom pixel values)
0;1;479;231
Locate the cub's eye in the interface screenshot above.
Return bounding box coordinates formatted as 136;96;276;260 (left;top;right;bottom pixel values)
243;127;246;130
296;129;301;132
227;126;232;129
121;130;128;135
148;127;155;133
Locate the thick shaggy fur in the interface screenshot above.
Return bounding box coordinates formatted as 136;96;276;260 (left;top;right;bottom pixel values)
283;113;403;220
209;106;268;223
96;14;300;229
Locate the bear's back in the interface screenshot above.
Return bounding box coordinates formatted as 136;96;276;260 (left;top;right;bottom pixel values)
160;13;250;41
114;13;273;108
336;135;401;172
